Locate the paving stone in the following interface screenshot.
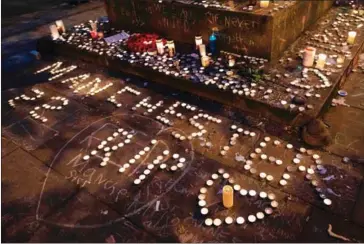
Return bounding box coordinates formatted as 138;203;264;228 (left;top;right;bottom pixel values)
29;190;156;242
299;207;364;243
1;148;79;242
1;136;19;157
323;106;364;160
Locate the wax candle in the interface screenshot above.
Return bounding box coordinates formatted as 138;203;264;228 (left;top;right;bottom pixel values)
195;36;203;49
156;39;164;55
223;185;233;208
201;55;210;67
90;21;97;32
55;20;66;34
260;0;269;8
49;24;60;40
228;55;235;67
315;53;327;70
347;31;357;44
199;44;206;56
167;40;175;57
336;55;345;64
303;47;316;67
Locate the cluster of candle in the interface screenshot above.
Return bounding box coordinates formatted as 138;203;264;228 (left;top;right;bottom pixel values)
131;97;164;115
243;136;332;206
8;88;45;108
49;20;66;40
220;124;257;156
61;73;90;88
82;127;134;167
156;101;195;126
107;86;141;108
29;96;69;123
187;113;221;140
198;168;277;226
120;139;157;174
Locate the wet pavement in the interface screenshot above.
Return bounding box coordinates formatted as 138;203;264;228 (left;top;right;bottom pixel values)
2;1;364;243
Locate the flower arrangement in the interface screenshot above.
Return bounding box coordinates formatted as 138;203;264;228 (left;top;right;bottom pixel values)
126;33;166;53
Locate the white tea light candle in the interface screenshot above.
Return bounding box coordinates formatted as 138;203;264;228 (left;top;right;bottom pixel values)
316;53;327;70
195;36;203;49
228;56;235;67
303;47;316;67
49;25;60;40
260;0;269;8
347;31;357;44
199;44;206;56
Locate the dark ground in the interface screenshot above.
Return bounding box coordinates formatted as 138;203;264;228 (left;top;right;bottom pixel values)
1;1;364;243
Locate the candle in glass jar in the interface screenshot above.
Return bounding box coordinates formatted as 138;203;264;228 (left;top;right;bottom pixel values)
199;44;206;56
222;185;233;208
156;39;164;55
315;53;327;70
55;20;66;34
195;36;203;49
260;0;269;8
336;55;345;64
303;47;316;67
49;24;60;40
228;55;235;67
347;31;357;44
167;40;175;57
201;55;210;67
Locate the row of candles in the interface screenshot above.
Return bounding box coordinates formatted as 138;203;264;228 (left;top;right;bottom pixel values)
303;31;357;69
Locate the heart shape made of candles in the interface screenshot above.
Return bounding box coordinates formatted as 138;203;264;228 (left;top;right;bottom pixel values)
243;136;332;206
197;168;278;227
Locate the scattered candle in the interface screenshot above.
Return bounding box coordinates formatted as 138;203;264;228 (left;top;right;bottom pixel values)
303;47;316;67
260;0;269;8
222;185;234;208
347;31;357;44
316;53;327;70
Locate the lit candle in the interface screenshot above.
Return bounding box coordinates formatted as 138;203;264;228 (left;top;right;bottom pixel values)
167;40;175;57
260;0;269;8
201;55;210;67
90;21;97;32
49;25;60;40
199;44;206;56
315;53;327;70
55;20;66;34
303;47;316;67
195;36;203;49
223;185;233;208
228;55;235;67
156;39;164;55
336;55;345;64
347;31;357;44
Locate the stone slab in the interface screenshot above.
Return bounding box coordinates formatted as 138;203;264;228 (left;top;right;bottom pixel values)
1;136;19;157
323;106;364;160
105;0;333;60
1;148;79;242
299;207;364;242
29;190;156;242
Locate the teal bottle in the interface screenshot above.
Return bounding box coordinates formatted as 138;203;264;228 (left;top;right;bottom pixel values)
209;30;217;55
